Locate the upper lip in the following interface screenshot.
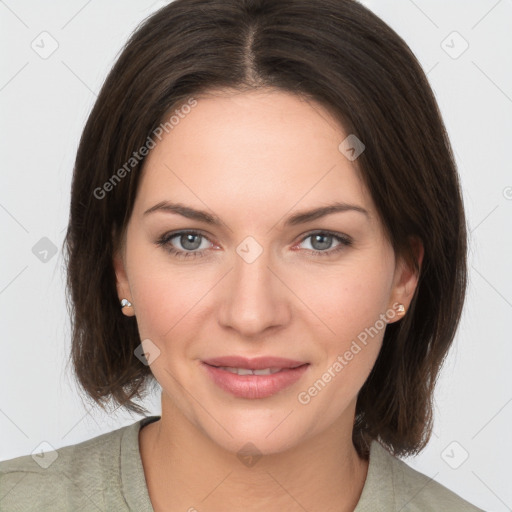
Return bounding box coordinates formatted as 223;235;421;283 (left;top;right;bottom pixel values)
202;356;308;370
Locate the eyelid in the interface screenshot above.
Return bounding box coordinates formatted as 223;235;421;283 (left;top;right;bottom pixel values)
297;229;352;245
159;229;217;249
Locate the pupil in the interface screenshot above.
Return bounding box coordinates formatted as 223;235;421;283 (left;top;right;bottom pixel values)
182;234;201;250
312;234;331;250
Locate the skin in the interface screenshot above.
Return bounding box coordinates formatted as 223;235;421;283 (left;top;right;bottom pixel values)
113;89;423;512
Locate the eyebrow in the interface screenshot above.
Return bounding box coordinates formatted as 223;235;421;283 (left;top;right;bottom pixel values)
143;201;369;227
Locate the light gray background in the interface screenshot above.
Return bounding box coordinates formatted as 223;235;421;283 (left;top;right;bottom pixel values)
1;1;511;510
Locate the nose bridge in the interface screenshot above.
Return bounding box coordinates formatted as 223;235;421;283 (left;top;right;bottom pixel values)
218;235;290;335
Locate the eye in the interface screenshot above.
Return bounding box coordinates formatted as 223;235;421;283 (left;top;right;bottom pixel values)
156;229;353;260
297;231;353;256
156;230;213;259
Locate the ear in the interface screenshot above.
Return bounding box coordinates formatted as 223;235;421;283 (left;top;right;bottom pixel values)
387;236;424;323
112;235;135;318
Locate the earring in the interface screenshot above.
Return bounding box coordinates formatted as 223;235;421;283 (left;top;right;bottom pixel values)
396;303;406;315
120;298;132;309
120;298;135;317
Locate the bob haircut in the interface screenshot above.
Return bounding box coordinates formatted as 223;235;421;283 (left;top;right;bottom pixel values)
63;0;467;458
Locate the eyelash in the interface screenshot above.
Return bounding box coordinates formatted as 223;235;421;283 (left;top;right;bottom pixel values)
155;230;353;260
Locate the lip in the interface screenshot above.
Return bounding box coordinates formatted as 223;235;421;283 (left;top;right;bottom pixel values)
201;358;310;399
202;356;306;370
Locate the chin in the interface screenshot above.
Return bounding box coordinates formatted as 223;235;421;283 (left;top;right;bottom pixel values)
193;409;307;458
215;429;301;459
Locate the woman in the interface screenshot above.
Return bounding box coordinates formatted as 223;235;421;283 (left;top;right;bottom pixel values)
0;0;484;510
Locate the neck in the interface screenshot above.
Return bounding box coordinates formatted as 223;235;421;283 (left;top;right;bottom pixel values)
139;395;369;512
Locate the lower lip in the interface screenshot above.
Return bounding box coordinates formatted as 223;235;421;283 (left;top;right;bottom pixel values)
202;363;310;399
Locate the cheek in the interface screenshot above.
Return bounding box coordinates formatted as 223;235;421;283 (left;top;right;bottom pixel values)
126;235;213;339
294;257;394;343
296;268;390;422
131;269;209;339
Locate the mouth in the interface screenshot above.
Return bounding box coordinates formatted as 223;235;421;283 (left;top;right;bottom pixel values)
202;355;307;370
207;366;297;375
201;356;310;399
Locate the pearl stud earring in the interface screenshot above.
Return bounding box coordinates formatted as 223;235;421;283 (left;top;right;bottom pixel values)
120;298;132;309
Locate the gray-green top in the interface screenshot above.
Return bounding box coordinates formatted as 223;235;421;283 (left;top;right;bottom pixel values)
0;415;484;511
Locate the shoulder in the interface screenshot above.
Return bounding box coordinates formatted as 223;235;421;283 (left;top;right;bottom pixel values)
0;418;148;512
357;440;484;511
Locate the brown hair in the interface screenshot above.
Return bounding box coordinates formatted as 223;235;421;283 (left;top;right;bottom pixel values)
63;0;467;458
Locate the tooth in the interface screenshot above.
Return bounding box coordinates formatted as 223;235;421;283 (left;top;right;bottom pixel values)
218;366;238;374
237;368;254;376
253;368;272;375
215;366;285;375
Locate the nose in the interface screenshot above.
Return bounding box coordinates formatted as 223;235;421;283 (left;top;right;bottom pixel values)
217;244;292;338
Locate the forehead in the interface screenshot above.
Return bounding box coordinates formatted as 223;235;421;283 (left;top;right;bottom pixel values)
134;90;372;221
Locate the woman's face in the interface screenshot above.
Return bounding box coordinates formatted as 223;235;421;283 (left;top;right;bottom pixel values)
114;89;419;455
